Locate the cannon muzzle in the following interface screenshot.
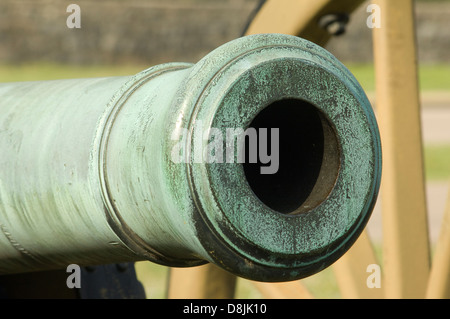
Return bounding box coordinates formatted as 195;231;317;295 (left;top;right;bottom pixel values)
0;34;381;282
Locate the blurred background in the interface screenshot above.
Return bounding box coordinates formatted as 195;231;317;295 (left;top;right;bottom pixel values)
0;0;448;298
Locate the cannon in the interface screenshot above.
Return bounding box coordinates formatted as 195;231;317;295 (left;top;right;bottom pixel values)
0;34;381;285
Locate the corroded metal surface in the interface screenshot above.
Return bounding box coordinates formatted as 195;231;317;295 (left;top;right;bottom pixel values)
0;34;381;281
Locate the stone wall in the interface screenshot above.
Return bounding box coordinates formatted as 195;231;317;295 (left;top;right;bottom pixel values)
0;0;448;65
0;0;259;65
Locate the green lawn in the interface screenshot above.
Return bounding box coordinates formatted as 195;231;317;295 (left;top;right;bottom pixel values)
0;63;147;83
425;145;450;181
347;63;450;92
1;63;450;93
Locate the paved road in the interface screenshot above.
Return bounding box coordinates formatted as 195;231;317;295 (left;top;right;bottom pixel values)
366;98;450;245
422;104;450;145
367;181;449;244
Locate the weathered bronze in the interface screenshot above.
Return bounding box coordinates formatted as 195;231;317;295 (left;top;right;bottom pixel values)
0;34;381;282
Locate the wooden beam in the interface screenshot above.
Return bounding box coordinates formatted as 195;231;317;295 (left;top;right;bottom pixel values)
333;231;383;298
167;264;236;299
426;181;450;298
244;0;365;46
250;280;313;299
372;0;430;298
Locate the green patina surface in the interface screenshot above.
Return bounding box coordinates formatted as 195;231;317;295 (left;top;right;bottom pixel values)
178;34;381;280
0;34;381;281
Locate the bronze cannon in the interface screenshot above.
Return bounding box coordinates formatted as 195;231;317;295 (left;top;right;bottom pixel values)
0;34;381;283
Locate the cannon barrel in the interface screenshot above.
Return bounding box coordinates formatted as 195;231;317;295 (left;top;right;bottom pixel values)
0;34;381;282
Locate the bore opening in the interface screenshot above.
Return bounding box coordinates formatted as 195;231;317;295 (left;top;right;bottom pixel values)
243;98;341;214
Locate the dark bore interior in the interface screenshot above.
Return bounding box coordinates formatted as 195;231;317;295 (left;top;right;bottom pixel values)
243;98;341;215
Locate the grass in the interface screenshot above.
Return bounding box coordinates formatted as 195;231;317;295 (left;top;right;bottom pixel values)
346;63;450;92
0;62;147;83
135;262;169;299
1;62;450;93
425;145;450;181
